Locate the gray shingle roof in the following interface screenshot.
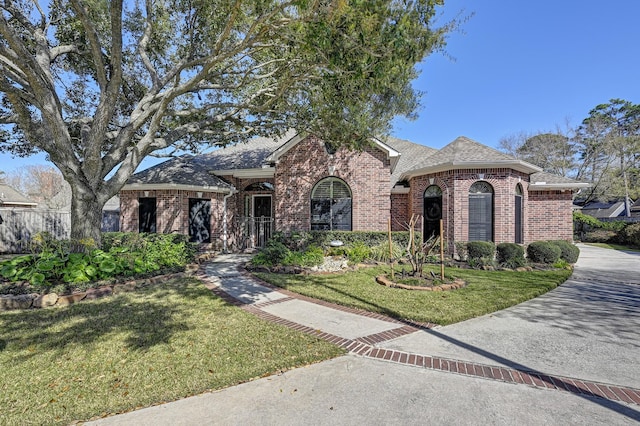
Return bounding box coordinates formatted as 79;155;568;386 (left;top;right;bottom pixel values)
127;155;234;190
127;132;587;191
382;136;438;187
127;130;298;189
0;184;37;206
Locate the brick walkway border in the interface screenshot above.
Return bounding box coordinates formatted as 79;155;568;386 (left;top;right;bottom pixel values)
196;264;640;408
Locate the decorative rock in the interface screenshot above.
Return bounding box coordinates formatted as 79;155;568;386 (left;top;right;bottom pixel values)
84;287;113;300
56;292;86;306
0;294;36;310
33;293;58;308
113;283;136;294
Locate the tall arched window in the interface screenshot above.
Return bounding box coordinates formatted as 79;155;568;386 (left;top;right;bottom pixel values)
515;183;524;244
423;185;442;240
469;181;494;241
310;177;352;231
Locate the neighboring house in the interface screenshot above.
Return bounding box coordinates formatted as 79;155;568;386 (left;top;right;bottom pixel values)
120;132;589;253
577;199;631;219
0;183;38;209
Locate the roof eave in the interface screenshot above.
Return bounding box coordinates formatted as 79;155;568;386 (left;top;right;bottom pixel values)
401;160;543;181
211;167;275;179
264;132;308;163
528;183;591;191
121;183;234;193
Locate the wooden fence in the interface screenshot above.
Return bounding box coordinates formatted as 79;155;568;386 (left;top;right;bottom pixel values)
0;208;120;253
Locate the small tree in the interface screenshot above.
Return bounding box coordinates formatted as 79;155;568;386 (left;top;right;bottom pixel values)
405;214;439;277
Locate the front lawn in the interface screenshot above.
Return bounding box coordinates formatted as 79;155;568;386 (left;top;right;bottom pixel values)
0;277;343;425
255;265;572;326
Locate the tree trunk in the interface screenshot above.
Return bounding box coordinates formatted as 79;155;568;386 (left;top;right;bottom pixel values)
70;183;106;249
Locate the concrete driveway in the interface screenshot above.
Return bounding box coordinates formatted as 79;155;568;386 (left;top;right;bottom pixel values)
380;244;640;389
89;244;640;425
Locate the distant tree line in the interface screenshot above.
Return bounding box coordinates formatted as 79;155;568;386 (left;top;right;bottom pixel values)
500;99;640;216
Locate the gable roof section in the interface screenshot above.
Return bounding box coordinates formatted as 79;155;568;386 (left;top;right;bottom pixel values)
400;136;543;180
208;129;297;178
265;132;401;172
383;136;438;188
124;155;234;192
0;184;37;207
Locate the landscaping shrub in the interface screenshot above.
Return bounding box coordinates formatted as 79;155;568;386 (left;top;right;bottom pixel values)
549;240;580;264
466;241;496;269
526;241;561;264
369;241;405;262
346;241;372;264
496;243;526;268
0;232;196;289
283;245;324;267
277;230;415;251
467;241;495;261
616;223;640;248
454;241;468;261
251;240;290;266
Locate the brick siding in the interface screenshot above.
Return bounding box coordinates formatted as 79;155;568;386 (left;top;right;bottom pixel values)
274;135;391;232
120;189;226;249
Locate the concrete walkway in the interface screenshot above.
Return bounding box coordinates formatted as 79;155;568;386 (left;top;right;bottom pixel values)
89;244;640;425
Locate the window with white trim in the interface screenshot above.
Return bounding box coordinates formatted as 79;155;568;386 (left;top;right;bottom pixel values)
310;177;352;231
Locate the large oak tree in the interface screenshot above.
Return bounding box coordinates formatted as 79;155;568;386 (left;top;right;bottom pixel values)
0;0;454;245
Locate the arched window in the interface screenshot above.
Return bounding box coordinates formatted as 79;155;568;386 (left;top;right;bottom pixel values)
423;185;442;240
310;177;352;231
515;183;524;244
469;181;494;241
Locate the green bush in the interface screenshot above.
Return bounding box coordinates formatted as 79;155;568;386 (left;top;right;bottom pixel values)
467;241;495;261
283;245;324;267
617;223;640;248
346;241;372;264
277;230;415;251
0;232;196;289
252;240;290;266
549;240;580;264
527;241;561;264
496;243;526;268
369;241;405;262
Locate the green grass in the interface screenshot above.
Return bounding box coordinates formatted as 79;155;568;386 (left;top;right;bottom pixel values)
0;277;343;425
255;265;572;326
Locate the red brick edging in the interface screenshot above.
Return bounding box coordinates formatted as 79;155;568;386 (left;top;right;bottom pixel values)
198;261;640;408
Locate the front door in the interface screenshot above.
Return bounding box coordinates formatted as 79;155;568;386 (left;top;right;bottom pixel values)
423;196;442;240
252;195;272;247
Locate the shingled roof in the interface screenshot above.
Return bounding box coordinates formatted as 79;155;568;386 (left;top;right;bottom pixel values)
400;136;542;180
125;155;234;192
0;183;37;207
125;130;299;190
126;132;587;192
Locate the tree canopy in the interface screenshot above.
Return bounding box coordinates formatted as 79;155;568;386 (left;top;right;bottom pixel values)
0;0;455;244
499;99;640;212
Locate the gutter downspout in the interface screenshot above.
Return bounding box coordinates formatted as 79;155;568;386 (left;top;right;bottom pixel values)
223;190;237;253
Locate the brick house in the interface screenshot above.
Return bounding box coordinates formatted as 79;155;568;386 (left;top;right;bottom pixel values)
120;131;588;252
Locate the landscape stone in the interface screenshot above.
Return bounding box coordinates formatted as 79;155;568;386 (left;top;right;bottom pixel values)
33;293;58;308
0;294;36;310
56;292;86;306
84;287;113;300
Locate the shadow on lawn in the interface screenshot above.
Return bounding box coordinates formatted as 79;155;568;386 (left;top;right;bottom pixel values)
0;281;205;360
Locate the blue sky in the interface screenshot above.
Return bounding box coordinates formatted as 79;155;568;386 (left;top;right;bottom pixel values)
1;0;639;174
